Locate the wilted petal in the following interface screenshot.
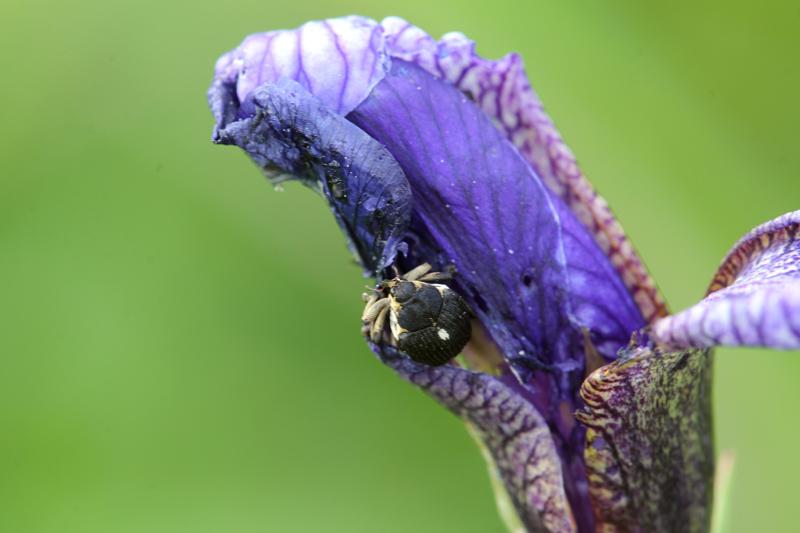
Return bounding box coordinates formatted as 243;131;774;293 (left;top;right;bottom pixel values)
652;210;800;349
576;343;714;532
376;344;576;533
349;60;643;390
214;78;412;272
380;17;667;323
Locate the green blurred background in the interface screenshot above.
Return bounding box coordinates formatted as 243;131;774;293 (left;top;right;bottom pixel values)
2;0;798;531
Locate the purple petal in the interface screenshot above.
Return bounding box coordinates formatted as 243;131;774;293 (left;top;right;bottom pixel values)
213;78;411;272
210;16;387;125
652;210;800;349
349;60;644;390
210;16;668;325
211;16;665;322
210;15;644;402
375;345;576;533
380;17;667;324
350;63;643;529
576;343;714;531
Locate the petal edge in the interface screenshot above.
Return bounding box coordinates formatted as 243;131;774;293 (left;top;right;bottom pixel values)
652;210;800;349
376;345;576;533
380;16;668;324
214;79;412;272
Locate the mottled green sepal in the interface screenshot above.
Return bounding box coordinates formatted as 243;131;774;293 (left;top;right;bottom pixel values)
576;345;714;532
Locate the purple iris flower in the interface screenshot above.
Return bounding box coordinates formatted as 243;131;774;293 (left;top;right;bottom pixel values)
208;16;800;532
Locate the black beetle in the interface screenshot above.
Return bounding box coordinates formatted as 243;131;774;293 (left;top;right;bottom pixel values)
362;263;472;366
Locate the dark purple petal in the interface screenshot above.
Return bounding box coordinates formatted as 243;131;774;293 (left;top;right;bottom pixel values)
576;343;714;532
375;344;576;533
349;60;644;388
210;15;664;322
214;78;411;272
350;63;645;530
380;17;668;323
210;15;670;328
652;210;800;349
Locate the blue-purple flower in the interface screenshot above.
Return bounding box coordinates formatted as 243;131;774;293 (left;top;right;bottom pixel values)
208;16;800;532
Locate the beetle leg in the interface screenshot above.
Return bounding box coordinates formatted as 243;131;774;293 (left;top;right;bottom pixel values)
402;263;432;281
361;292;378;324
362;291;379;312
370;305;390;343
417;270;452;282
362;291;376;303
362;296;389;322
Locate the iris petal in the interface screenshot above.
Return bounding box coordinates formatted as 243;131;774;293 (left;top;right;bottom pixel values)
351;64;645;528
349;61;644;388
210;15;663;322
573;177;799;533
210;16;387;122
213;78;412;272
652;210;800;349
210;16;668;326
380;17;667;323
376;344;576;533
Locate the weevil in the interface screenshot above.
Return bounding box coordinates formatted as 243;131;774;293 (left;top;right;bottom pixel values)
362;263;472;366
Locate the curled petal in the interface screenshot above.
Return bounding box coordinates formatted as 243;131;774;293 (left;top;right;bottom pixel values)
576;344;714;532
380;17;667;323
376;345;576;533
214;79;412;272
652;210;800;349
211;16;387;124
210;16;667;324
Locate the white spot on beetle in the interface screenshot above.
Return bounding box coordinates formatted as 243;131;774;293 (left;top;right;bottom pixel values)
437;328;450;341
